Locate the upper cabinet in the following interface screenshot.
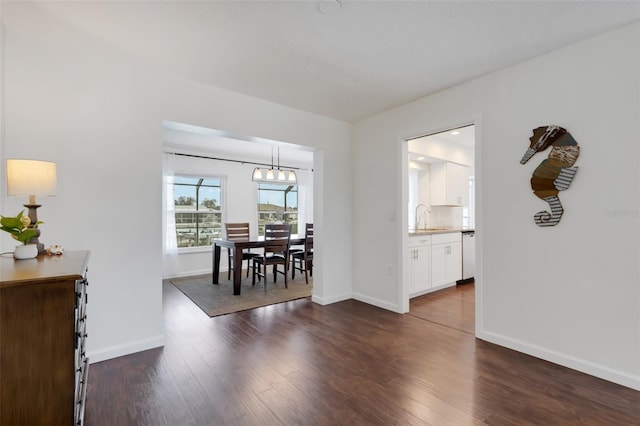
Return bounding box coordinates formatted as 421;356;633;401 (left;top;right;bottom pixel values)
430;161;470;206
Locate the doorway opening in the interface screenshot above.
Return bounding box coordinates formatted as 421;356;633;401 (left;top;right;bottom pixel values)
161;121;316;316
404;124;476;334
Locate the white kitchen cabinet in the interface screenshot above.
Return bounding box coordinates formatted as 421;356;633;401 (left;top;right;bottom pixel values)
430;161;470;206
431;232;462;289
408;236;431;297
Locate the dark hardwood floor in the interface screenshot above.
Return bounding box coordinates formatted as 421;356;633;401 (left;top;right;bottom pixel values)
85;280;640;425
409;282;475;334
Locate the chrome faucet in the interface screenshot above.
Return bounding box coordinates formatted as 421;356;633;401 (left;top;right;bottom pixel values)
414;204;428;230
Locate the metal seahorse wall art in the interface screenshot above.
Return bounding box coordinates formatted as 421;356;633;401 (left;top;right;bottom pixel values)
520;125;579;227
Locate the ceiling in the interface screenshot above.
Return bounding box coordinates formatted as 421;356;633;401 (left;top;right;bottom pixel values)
163;121;315;168
408;124;475;164
4;1;640;124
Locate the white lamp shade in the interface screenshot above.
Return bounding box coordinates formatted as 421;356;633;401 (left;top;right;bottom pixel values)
6;159;57;197
265;169;274;180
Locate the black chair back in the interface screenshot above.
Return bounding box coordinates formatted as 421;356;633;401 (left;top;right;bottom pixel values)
264;224;291;257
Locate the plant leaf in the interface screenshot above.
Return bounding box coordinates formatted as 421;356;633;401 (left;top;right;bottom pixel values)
16;229;37;244
0;217;21;228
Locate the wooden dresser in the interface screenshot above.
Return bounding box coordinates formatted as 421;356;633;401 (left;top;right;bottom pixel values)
0;250;90;425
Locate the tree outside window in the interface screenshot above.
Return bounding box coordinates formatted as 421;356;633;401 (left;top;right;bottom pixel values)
174;176;223;248
257;183;298;236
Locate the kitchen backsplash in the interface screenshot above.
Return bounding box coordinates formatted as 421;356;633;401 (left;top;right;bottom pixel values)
429;206;464;228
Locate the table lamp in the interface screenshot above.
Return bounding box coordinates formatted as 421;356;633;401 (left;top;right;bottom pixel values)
6;159;57;253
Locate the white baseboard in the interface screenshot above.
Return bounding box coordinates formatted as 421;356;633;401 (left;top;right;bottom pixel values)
478;330;640;391
164;269;215;279
410;281;456;299
311;292;352;305
87;335;165;364
352;292;403;313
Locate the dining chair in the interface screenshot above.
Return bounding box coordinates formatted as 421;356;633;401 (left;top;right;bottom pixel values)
252;224;292;291
224;222;260;280
291;223;313;284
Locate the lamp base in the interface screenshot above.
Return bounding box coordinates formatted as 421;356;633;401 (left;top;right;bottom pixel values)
24;203;45;254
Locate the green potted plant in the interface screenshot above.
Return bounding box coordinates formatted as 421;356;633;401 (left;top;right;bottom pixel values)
0;210;42;259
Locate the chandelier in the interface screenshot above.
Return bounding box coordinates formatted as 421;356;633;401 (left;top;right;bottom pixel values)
252;147;297;183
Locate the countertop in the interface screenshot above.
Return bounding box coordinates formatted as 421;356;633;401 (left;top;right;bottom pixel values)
408;228;474;236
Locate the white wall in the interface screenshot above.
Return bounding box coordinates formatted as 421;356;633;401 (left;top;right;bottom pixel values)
0;2;4;218
352;22;640;389
1;5;352;362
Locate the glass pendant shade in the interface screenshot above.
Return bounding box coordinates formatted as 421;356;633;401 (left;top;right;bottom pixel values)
250;147;298;183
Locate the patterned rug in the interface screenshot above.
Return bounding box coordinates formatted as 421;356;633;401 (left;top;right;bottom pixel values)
170;272;312;317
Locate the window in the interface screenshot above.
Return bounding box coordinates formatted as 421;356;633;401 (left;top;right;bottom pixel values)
173;176;223;248
257;183;298;236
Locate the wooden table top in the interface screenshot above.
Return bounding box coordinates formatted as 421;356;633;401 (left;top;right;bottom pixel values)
213;236;305;249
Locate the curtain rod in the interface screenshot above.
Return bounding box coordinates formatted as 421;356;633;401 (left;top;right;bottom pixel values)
165;151;310;171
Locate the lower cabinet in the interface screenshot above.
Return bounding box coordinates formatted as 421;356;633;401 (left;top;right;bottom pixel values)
409;232;461;298
409;236;431;297
431;241;462;288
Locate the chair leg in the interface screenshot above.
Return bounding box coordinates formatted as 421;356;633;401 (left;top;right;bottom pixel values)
304;259;309;284
246;258;251;278
227;252;232;280
284;261;288;289
252;260;256;286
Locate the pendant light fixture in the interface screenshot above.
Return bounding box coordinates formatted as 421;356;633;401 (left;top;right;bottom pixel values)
252;147;297;184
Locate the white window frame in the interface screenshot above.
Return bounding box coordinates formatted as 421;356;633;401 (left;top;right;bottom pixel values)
173;174;227;253
256;182;299;236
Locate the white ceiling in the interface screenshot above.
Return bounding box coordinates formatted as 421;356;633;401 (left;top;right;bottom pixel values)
163;121;315;168
4;1;640;124
3;1;639;162
408;124;475;164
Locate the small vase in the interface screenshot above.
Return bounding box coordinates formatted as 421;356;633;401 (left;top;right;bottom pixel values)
14;244;38;260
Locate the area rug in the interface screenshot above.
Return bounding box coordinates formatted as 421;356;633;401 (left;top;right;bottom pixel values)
170;272;312;317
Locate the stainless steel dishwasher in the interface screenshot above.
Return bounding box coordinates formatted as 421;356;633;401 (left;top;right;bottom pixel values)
460;230;475;282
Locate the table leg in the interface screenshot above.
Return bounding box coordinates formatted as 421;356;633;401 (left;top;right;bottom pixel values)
212;243;221;284
233;247;243;295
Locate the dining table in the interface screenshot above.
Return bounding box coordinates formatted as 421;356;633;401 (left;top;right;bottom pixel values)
212;235;305;295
